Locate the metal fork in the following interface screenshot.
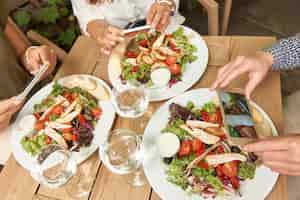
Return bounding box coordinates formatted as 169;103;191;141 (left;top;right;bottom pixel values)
16;63;49;101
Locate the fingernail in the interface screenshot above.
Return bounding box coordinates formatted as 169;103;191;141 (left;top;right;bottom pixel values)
119;37;125;41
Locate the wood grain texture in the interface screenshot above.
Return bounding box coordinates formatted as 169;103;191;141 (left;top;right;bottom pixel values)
0;156;39;200
37;153;101;200
90;165;151;200
0;36;287;200
203;36;231;66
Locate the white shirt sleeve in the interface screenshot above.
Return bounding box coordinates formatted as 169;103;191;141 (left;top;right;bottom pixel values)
71;0;105;34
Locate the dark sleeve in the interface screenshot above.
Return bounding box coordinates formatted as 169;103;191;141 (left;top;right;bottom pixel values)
0;0;24;28
263;35;300;70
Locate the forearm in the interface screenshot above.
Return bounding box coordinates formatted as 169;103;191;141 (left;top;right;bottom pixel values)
264;35;300;70
4;20;30;65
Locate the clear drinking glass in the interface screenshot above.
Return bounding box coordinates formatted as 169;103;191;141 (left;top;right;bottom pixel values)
33;145;77;188
112;84;149;118
32;144;91;199
101;129;146;186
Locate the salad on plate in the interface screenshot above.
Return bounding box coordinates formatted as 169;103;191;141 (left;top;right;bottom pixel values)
121;27;198;87
158;100;257;199
19;81;103;156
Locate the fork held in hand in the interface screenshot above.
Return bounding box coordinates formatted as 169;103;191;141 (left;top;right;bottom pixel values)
16;64;49;101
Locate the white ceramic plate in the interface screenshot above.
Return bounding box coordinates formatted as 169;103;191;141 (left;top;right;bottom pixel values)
11;75;116;171
108;25;209;102
143;89;279;200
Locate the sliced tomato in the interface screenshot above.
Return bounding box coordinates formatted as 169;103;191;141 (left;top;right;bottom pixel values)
230;176;240;189
208;108;223;124
91;107;102;118
72;133;78;142
222;161;238;178
192;139;205;155
139;39;148;47
35;121;45;131
201;108;223;124
52;105;64;115
165;56;177;66
178;140;192;157
201;111;210;122
169;63;181;75
78;114;86;125
216;146;225;154
61;127;73;133
131;66;139;73
197;161;209;169
63;132;73;141
125;51;138;58
216;164;224;177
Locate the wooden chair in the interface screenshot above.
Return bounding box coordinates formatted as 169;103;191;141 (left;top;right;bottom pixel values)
221;0;232;35
198;0;219;35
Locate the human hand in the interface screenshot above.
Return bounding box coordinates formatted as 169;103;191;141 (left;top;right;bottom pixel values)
88;20;124;55
147;1;173;32
243;135;300;175
0;97;23;132
25;45;57;78
211;52;274;99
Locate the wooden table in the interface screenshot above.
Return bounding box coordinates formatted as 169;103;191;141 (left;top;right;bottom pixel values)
0;36;287;200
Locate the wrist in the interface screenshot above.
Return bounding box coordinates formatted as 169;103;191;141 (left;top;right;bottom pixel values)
257;51;274;71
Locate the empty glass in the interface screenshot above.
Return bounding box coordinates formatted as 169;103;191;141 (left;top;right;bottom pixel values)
101;129;146;186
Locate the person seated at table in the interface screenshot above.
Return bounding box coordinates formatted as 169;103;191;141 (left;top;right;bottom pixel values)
0;0;57;132
71;0;184;55
211;35;300;199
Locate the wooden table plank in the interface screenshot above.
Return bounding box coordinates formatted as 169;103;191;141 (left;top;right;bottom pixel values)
230;36;277;59
54;36;101;80
0;156;39;200
203;36;231;66
90;165;151;200
37;153;100;200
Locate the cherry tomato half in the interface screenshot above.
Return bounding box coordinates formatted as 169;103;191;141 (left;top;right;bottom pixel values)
169;63;181;75
126;51;138;58
165;56;177;66
178;140;192;157
222;161;238;178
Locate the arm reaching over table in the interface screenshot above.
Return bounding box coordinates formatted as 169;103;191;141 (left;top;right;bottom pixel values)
211;35;300;99
243;135;300;176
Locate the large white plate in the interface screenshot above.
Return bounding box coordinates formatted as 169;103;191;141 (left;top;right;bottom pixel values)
108;25;209;102
11;75;116;171
143;89;279;200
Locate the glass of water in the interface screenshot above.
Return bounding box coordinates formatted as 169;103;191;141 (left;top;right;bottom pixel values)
32;144;91;199
112;84;149;118
101;129;146;186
